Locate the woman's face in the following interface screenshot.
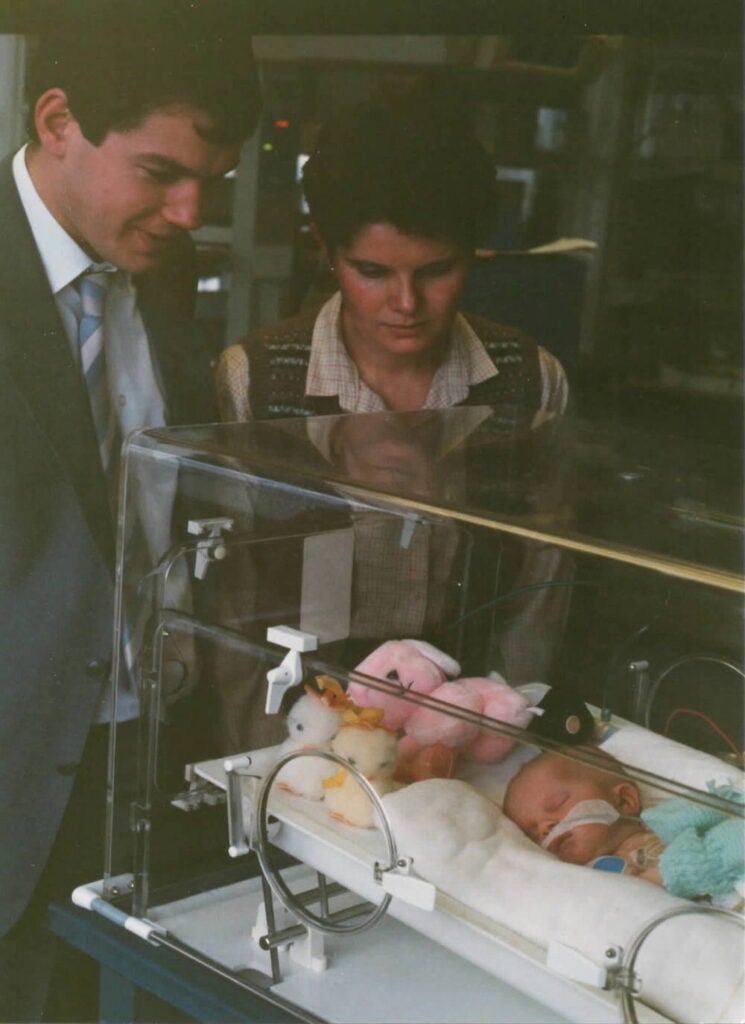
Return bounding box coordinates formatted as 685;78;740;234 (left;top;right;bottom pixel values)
333;223;470;361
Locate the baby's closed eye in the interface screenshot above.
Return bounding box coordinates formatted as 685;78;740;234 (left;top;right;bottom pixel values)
544;790;569;815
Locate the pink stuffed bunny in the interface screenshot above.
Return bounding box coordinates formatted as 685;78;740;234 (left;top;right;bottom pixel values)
348;640;534;783
346;639;461;730
398;674;534;771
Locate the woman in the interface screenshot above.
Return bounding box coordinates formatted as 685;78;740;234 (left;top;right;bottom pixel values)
216;89;567;423
212;91;572;746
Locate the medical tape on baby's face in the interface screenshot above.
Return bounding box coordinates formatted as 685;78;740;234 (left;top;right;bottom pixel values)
541;799;620;850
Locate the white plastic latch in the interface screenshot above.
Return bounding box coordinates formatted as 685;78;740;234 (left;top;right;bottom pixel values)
547;941;611;989
399;515;419;550
187;517;233;579
265;626;318;714
544;937;626;987
376;857;436;911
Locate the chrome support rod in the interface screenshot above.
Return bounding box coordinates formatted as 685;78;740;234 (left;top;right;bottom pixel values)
259;901;375;951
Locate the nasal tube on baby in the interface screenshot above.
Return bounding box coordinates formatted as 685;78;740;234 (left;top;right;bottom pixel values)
541;799;620;850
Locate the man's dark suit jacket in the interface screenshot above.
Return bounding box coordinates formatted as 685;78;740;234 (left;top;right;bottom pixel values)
0;152;217;935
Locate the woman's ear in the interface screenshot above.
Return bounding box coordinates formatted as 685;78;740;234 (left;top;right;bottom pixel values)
34;88;75;156
611;781;642;817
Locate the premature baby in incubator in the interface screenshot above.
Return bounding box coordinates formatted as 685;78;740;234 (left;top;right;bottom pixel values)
503;751;744;905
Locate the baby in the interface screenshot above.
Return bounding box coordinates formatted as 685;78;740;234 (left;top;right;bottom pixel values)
503;750;744;904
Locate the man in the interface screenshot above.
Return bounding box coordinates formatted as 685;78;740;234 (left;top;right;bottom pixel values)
0;13;261;1018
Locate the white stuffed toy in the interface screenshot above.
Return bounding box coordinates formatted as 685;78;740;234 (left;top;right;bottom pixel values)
346;639;461;730
274;678;346;800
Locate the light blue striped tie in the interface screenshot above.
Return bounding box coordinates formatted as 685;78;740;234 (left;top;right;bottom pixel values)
78;270;118;477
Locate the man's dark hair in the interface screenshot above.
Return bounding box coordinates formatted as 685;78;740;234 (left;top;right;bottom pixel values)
302;83;498;253
25;10;261;146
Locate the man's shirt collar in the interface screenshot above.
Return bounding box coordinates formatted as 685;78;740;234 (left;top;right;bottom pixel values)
12;143;101;294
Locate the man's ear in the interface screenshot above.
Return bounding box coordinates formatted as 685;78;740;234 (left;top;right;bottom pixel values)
611;781;642;817
34;89;76;156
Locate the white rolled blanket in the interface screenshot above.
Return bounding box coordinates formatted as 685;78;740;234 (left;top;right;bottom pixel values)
600;721;740;803
382;779;744;1024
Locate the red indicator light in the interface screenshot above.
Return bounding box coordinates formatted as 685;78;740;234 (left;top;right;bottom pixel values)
275;119;290;129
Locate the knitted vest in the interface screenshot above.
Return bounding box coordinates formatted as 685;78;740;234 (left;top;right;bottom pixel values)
244;309;543;420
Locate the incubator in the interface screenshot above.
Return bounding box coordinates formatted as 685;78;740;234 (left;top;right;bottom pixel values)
82;406;744;1024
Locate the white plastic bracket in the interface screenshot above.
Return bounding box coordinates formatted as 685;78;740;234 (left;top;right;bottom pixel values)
399;514;420;550
547;940;610;989
547;942;638;994
187;517;233;580
251;900;327;973
291;925;328;973
376;856;436;911
265;626;318;714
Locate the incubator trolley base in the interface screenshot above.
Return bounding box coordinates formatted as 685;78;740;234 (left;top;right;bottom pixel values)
50;871;566;1024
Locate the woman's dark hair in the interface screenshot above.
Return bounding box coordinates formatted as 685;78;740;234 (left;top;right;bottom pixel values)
25;10;261;146
303;84;498;253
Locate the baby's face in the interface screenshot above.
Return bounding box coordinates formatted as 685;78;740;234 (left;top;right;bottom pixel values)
503;755;625;865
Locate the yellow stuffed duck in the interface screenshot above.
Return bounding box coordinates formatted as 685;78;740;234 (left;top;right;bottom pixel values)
323;708;401;829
